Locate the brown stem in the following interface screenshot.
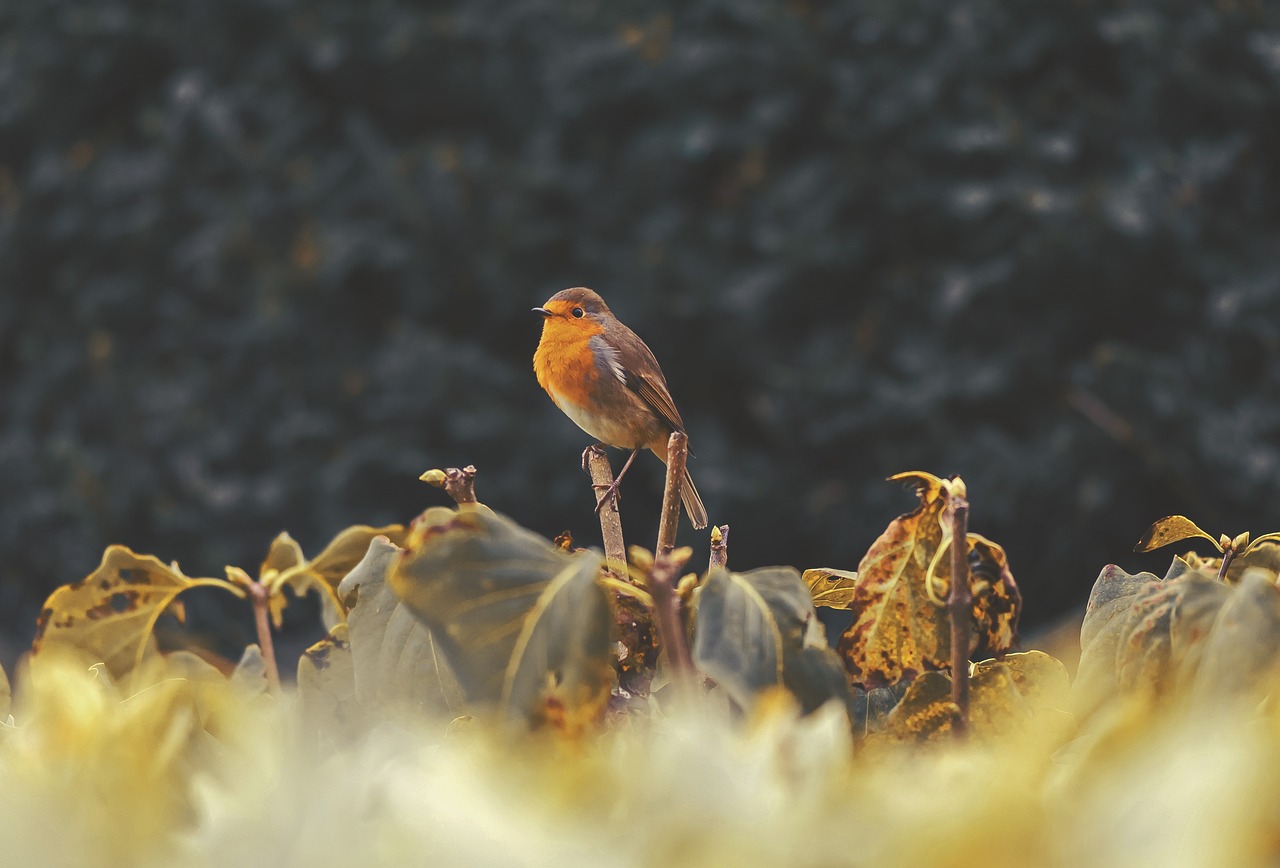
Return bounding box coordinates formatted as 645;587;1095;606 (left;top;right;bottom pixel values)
948;490;971;739
649;547;694;679
656;431;687;558
247;582;281;693
583;445;627;576
709;524;729;570
421;465;478;505
1217;546;1237;583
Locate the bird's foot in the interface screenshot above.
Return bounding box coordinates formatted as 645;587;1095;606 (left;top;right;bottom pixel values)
581;443;607;473
593;480;621;514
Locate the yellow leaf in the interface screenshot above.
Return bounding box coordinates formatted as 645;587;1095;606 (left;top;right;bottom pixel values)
31;546;244;679
263;524;408;628
1134;515;1222;553
801;568;859;609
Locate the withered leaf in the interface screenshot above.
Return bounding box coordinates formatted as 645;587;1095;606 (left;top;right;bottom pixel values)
388;508;613;725
882;651;1070;743
1134;515;1221;553
835;472;952;689
801;568;859;609
1190;571;1280;699
835;473;1021;690
261;524;408;629
693;566;850;713
31;545;243;679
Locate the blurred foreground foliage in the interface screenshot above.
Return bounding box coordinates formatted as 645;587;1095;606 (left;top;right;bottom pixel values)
13;467;1280;864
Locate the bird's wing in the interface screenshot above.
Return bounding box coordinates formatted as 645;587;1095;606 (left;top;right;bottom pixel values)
605;326;686;433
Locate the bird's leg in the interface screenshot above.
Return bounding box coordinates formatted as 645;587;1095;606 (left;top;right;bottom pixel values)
593;448;641;515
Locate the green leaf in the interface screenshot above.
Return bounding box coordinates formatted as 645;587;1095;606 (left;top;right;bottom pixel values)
388;509;613;725
693;566;849;713
336;532;464;718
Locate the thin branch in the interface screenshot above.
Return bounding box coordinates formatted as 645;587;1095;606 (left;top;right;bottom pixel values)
656;431;687;558
709;524;729;570
649;547;694;680
583;445;627;575
420;465;478;505
246;582;281;694
948;482;971;739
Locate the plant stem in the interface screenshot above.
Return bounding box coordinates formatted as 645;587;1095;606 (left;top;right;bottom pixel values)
710;524;729;570
421;465;479;504
651;431;694;679
583;445;627;576
656;431;687;558
649;548;694;679
948;490;971;738
1217;546;1237;583
247;582;281;693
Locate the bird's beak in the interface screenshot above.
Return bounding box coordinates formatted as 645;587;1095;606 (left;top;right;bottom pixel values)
531;306;551;317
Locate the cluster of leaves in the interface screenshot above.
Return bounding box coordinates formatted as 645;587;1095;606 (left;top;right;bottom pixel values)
24;466;1040;747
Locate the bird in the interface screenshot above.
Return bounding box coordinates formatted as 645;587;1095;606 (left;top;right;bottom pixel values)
532;287;708;530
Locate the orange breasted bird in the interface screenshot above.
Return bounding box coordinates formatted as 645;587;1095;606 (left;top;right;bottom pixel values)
533;287;708;530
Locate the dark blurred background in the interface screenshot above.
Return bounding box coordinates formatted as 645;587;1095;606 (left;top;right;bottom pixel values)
2;0;1279;666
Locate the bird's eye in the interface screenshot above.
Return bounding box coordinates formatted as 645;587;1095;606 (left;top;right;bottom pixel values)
572;307;584;318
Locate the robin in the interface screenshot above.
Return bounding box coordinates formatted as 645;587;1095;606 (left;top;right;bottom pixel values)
533;287;708;530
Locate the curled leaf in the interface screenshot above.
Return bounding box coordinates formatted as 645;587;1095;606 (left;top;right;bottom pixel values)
801;568;859;609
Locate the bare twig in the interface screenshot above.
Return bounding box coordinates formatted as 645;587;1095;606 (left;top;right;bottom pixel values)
947;479;971;739
656;431;687;558
583;445;627;575
420;465;478;505
245;581;281;694
709;524;729;570
649;547;694;679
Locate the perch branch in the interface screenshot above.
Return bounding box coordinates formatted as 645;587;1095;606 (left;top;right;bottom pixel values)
948;480;971;739
420;465;478;505
583;445;627;575
656;431;687;558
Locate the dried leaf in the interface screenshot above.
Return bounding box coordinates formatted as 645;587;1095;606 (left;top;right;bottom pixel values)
835;472;953;689
31;545;243;678
389;509;613;725
801;568;859;609
1134;515;1221;553
1190;571;1280;699
967;533;1022;657
882;651;1070;743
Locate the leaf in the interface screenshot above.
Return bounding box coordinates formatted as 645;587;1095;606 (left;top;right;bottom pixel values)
834;472;953;689
336;531;464;718
1190;570;1280;699
296;624;359;744
388;509;614;725
967;533;1022;657
1075;559;1233;712
882;651;1070;743
801;568;859;609
1134;515;1221;553
693;566;850;713
31;545;244;679
261;524;409;629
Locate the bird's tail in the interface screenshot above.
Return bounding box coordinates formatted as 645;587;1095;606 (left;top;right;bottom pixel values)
681;467;708;530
